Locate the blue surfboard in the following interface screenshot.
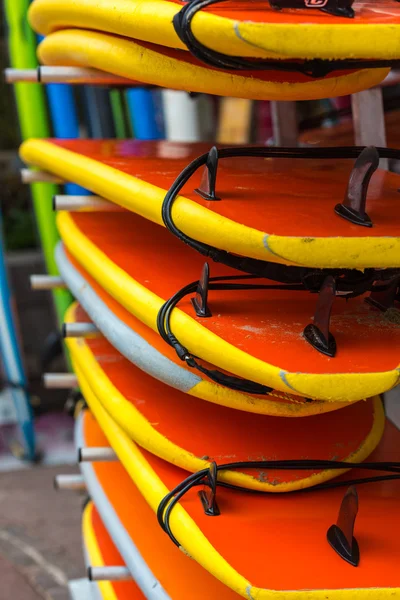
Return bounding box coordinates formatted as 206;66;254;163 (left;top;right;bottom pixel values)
37;33;88;196
126;88;164;140
0;213;35;460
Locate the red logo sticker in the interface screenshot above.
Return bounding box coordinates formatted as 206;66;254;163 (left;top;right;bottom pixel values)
305;0;329;6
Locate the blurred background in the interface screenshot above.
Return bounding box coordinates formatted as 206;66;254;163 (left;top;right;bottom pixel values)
2;1;400;597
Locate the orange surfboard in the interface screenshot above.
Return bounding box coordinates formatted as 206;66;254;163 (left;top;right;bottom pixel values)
20;138;400;270
67;302;384;492
78;409;244;599
80;399;400;598
29;0;400;63
57;243;352;417
55;210;400;403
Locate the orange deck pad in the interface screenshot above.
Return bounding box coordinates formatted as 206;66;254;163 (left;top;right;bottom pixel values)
83;409;400;593
170;0;400;25
65;211;400;376
51;139;400;239
88;503;143;600
72;303;380;486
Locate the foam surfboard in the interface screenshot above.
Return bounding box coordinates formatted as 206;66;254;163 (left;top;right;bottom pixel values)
32;29;388;101
57;243;348;417
79;387;400;599
82;501;144;600
19;139;400;270
4;0;72;326
77;409;243;600
0;215;35;460
56;210;400;403
29;0;400;62
67;302;383;491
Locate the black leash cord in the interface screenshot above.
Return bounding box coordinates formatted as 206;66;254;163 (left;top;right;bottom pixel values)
157;459;400;547
156;274;305;394
173;0;400;76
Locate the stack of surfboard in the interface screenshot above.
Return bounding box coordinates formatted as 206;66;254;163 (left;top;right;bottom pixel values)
20;1;400;598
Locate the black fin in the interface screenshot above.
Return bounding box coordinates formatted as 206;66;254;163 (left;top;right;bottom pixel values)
365;277;400;312
304;276;337;357
335;146;378;227
195;146;220;201
327;486;360;567
198;462;220;516
191;262;212;317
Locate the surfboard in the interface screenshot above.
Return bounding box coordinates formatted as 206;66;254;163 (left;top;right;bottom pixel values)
79;388;400;599
4;0;72;326
54;209;400;403
82;501;144;600
57;242;350;417
19;139;400;270
0;214;35;460
28;0;400;62
77;409;244;599
67;301;383;491
32;28;388;101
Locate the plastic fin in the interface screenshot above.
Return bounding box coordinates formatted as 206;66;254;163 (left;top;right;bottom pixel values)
335;146;378;227
195;146;220;201
365;277;400;312
303;276;337;357
198;462;220;516
191;262;212;317
327;486;360;567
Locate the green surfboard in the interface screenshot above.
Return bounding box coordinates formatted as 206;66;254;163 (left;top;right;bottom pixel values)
4;0;72;325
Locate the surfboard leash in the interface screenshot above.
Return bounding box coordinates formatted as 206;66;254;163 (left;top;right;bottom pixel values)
157;262;400;374
157;458;400;566
173;0;400;75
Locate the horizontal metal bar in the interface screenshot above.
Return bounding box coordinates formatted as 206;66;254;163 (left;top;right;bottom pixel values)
78;447;117;463
62;322;99;339
30;275;65;290
5;67;132;85
53;195;117;211
54;474;86;491
21;168;64;184
88;567;131;582
43;373;78;389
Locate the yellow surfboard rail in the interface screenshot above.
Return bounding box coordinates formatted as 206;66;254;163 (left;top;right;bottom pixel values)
35;29;388;102
63;299;350;418
79;378;398;600
20;138;400;270
29;0;400;61
66;304;384;492
57;212;400;403
82;502;119;600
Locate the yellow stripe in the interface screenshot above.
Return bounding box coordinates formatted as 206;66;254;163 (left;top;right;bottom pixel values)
78;368;398;599
65;310;384;492
57;212;400;402
29;0;400;61
36;29;388;103
82;502;119;600
20;133;400;269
